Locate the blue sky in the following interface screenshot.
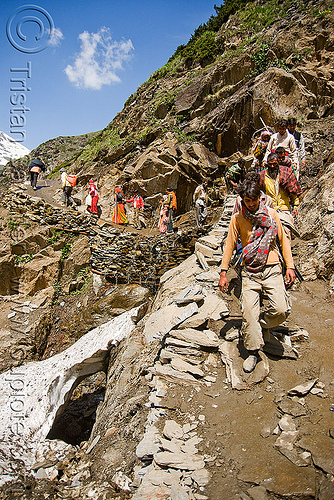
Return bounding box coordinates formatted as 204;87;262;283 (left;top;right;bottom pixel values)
1;0;217;150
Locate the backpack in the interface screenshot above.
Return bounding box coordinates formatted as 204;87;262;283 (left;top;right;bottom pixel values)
171;191;177;212
67;174;77;187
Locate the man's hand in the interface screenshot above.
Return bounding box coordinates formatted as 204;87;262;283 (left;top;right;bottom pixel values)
292;207;298;218
219;271;229;293
285;268;295;286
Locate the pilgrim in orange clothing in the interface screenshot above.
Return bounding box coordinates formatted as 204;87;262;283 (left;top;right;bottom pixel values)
219;174;295;374
112;187;128;224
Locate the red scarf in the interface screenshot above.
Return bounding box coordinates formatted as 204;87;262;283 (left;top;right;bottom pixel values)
242;202;278;273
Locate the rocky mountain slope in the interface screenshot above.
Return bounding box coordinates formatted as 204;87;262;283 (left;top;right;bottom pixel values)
0;0;334;499
0;131;98;186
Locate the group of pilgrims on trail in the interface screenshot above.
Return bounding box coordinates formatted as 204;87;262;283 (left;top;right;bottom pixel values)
28;116;304;240
28;116;305;373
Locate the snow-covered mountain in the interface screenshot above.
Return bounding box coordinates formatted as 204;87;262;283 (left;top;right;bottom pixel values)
0;131;30;167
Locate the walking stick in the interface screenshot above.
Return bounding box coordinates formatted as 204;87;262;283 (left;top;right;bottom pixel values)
260;117;271;134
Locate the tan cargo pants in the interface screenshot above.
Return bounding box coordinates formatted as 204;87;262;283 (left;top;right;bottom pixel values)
241;264;290;351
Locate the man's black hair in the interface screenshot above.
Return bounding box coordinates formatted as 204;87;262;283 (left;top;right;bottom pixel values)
267;152;278;162
275;146;285;154
288;117;297;126
237;174;261;200
277;119;288;128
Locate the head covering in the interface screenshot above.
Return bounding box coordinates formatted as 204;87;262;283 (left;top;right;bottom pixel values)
261;131;270;140
89;179;94;184
60;167;65;172
115;187;122;194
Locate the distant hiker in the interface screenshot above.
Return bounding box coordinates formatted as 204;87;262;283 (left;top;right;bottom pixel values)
193;180;208;227
60;167;76;209
288;118;306;179
225;159;246;192
87;179;99;216
219;175;295;373
112;187;128;224
263;119;299;177
260;152;302;240
252;130;271;171
275;146;292;168
166;187;177;234
126;190;144;229
158;195;168;234
28;157;45;190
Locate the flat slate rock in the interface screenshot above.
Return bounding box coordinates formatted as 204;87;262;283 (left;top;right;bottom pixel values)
262;334;298;359
174;285;205;305
154;451;205;470
247;486;269;500
297;434;334;474
136;425;161;460
277;447;311;467
144;302;198;343
168;328;219;348
195;250;210;271
154;364;200;385
164;337;201;350
195;269;220;284
287;379;318;396
180;293;229;328
195;242;215;259
171;357;205;378
163;420;184;440
277;398;307;417
191;468;211;487
197;235;219;249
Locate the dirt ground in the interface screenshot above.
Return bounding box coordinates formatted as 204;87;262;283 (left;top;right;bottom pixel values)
160;277;334;499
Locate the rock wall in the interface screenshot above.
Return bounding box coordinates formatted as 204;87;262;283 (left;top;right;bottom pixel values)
296;155;334;282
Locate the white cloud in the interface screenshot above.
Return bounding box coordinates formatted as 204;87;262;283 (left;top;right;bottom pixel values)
49;27;64;47
64;27;134;90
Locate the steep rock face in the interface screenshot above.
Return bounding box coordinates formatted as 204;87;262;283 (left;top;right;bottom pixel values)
197;68;318;156
116;133;222;212
296;156;334;281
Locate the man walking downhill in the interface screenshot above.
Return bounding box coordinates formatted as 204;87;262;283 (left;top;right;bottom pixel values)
259;152;302;241
263;119;299;178
219;176;295;373
193;180;208;227
60;167;75;209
